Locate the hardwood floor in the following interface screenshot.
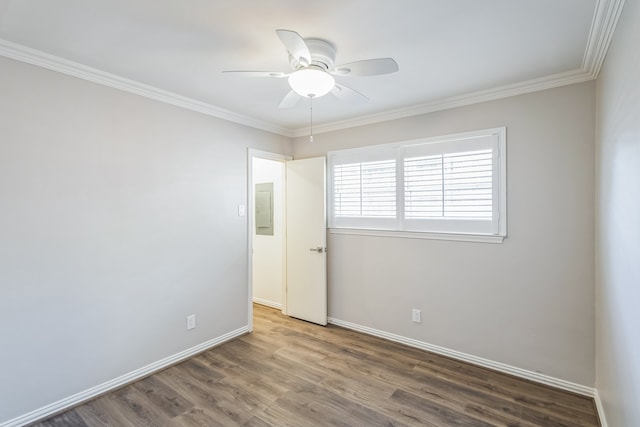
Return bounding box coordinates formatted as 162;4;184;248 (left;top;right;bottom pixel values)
31;304;600;426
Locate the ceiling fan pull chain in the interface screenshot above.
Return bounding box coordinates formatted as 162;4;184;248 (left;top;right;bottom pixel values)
309;94;314;143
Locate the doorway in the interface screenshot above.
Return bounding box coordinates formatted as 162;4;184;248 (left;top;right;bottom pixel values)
247;150;327;330
247;150;290;331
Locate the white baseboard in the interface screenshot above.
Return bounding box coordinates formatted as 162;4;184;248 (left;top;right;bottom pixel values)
328;317;596;398
5;318;605;427
252;298;282;310
593;389;608;427
1;326;248;427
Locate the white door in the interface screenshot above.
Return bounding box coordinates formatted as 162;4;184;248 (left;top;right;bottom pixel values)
286;157;327;325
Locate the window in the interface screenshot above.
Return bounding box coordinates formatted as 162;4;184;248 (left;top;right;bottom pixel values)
328;128;506;242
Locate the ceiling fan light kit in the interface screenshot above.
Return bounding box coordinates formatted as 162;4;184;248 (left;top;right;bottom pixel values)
288;66;335;97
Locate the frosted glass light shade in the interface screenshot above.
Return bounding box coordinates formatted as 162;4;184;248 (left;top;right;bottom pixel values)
288;68;335;97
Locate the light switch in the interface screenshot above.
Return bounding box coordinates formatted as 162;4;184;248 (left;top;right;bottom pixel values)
238;204;246;216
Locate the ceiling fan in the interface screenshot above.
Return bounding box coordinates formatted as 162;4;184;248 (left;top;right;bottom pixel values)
223;29;399;109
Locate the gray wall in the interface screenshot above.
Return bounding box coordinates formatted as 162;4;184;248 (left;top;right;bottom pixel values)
0;43;606;423
294;82;596;386
596;0;640;424
0;56;291;423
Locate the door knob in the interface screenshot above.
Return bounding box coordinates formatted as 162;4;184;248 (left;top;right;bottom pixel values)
309;247;325;253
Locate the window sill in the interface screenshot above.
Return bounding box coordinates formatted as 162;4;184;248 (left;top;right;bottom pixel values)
328;228;505;244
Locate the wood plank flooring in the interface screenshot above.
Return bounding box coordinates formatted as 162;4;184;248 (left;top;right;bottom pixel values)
31;304;600;426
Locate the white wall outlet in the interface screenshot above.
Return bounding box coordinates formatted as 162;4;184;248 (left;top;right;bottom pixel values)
412;309;421;323
238;204;246;216
186;314;196;330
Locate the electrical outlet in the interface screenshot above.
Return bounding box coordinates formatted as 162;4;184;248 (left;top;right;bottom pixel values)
187;314;196;330
412;309;421;323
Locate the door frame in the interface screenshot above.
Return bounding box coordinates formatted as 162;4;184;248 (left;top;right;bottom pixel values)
247;149;292;332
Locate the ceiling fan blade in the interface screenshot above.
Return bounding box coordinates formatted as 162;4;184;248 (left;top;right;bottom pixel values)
331;84;369;104
276;29;311;67
222;71;288;78
331;58;399;76
279;90;302;109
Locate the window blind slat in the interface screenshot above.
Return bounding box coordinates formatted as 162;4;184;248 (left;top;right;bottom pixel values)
334;159;396;218
404;149;493;219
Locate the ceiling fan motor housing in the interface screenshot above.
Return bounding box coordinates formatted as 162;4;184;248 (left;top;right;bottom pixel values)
289;38;336;71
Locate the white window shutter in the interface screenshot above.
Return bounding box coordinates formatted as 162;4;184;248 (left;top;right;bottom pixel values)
333;160;396;217
442;149;493;219
328;128;506;238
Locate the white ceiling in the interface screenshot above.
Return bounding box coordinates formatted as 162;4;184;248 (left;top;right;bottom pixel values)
0;0;619;136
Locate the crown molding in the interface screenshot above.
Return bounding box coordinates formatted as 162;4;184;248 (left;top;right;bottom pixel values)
0;39;294;138
291;0;625;137
0;0;624;138
291;68;594;137
582;0;626;78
